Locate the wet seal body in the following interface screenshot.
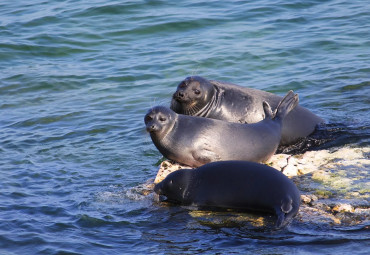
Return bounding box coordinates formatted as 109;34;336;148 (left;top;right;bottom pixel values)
171;76;324;146
154;160;301;228
145;91;298;167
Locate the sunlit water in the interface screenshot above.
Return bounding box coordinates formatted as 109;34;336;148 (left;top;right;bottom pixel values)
0;0;369;254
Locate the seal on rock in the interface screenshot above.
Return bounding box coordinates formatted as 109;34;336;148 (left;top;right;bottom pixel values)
170;76;324;146
145;90;298;167
154;160;301;228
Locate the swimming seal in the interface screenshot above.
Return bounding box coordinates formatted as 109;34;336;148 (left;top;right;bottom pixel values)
170;76;324;146
145;90;298;167
154;160;301;228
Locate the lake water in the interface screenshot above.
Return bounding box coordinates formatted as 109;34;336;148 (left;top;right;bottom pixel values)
0;0;369;254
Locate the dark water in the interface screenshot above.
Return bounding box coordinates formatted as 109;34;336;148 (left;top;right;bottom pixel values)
0;0;369;254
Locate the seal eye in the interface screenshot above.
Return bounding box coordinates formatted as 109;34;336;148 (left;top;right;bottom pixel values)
194;89;201;95
145;115;153;123
179;82;187;88
159;116;167;122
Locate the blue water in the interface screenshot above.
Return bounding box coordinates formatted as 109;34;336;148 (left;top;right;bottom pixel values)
1;0;369;254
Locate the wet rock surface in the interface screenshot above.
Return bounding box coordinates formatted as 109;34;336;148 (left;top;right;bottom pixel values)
151;147;370;226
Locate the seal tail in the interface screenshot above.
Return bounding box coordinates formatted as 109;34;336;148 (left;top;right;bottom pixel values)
271;90;299;122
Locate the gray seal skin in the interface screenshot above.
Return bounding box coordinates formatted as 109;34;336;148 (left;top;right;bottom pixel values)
154;160;301;228
170;76;324;145
145;91;298;167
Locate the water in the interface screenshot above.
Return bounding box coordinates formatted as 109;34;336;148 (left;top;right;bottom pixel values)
0;0;369;254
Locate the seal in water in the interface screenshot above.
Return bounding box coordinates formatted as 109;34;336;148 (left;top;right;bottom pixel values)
154;160;301;228
170;76;324;146
145;90;298;167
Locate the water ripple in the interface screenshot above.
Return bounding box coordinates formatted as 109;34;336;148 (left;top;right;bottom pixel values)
0;0;369;254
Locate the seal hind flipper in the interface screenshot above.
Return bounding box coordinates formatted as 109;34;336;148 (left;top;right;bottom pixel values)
281;196;293;214
275;196;294;228
262;101;274;120
275;210;286;228
192;146;221;166
273;90;299;121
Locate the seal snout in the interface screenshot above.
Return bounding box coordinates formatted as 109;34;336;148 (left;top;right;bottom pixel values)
173;90;186;101
146;124;157;133
176;91;185;98
154;183;162;194
145;121;160;133
144;113;158;133
154;184;168;202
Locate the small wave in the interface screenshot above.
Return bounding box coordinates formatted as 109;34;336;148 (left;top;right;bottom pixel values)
96;180;155;203
9;112;85;128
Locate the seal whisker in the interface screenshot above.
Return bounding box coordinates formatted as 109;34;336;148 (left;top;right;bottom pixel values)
149;97;158;110
191;105;201;116
191;66;200;77
157;98;170;107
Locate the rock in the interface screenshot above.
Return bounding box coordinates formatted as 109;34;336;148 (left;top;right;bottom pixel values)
188;210;267;228
273;146;369;177
282;156;299;176
154;147;369;180
301;194;318;204
314;190;334;199
332;204;354;213
152;147;370;226
154;160;191;184
298;205;341;225
353;208;370;216
312;170;332;183
266;154;290;170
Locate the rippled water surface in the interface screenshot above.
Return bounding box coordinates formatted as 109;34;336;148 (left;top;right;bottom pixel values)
1;0;369;254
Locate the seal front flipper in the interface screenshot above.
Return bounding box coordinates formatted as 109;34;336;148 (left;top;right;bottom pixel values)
240;101;273;123
191;149;220;167
275;210;286;228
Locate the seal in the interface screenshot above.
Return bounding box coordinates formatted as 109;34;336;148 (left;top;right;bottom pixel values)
154;160;301;228
145;90;298;167
170;76;324;146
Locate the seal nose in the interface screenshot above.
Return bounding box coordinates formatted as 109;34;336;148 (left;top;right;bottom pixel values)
154;183;161;194
175;91;185;99
146;124;156;132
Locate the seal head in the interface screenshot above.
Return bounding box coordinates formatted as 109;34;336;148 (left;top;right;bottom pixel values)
144;106;177;142
171;76;216;116
154;169;194;204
